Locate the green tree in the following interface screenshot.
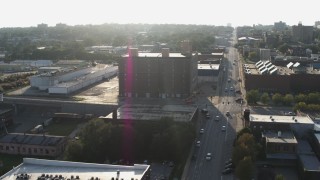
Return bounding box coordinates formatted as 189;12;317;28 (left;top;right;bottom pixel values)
294;102;308;111
248;52;257;61
232;133;257;165
295;93;307;103
235;156;254;180
272;93;283;105
275;174;285;180
283;94;294;105
246;89;259;104
278;43;289;54
64;140;84;161
260;92;270;104
307;92;320;104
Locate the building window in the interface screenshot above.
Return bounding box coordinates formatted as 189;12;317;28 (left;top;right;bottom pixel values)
0;145;3;150
45;149;49;154
40;148;43;153
6;146;9;150
34;149;37;153
22;148;26;152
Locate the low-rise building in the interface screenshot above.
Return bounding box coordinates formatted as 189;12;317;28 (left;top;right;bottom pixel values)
249;114;314;138
0;133;67;157
262;131;297;159
0;158;150;180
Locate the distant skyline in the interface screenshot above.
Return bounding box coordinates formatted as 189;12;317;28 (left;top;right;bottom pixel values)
1;0;319;28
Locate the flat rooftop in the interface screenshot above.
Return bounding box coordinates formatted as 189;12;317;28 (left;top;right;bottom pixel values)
0;158;149;180
263;131;297;144
198;64;220;70
102;104;197;122
250;114;314;124
123;52;186;58
0;133;65;146
298;154;320;171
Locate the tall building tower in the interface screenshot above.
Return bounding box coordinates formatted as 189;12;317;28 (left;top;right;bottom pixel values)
180;40;192;55
292;23;313;44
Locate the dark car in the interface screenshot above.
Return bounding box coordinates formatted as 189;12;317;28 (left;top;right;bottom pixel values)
225;163;235;169
201;108;208;113
225;159;232;165
222;168;233;174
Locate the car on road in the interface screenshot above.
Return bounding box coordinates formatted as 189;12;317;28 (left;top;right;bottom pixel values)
201;108;208;113
205;153;212;160
221;125;226;132
225;162;235;169
230;87;234;91
228;78;231;82
206;113;210;119
215;115;220;121
224;88;228;92
225;159;233;165
222;168;233;174
199;128;204;134
196;141;201;147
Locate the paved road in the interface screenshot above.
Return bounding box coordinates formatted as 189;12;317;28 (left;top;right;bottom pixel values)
184;29;243;180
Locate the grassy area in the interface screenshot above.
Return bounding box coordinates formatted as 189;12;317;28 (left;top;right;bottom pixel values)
0;154;23;176
45;120;82;136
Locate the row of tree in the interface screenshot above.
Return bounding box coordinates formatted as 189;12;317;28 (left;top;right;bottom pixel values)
246;90;320;106
0;24;234;60
0;72;35;92
232;128;260;180
64;118;195;165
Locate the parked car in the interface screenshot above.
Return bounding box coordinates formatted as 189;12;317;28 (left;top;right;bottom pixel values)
225;159;233;165
225;162;235;169
215;115;220;121
222;168;233;174
221;125;226;132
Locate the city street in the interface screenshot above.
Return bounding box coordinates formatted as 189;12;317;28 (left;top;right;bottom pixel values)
184;29;243;180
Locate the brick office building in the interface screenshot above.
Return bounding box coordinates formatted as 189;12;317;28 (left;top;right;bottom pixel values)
119;48;198;98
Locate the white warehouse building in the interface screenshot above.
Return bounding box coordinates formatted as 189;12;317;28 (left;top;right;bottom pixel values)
30;64;118;95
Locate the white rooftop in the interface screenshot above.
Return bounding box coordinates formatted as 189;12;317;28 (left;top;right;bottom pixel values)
198;64;220;70
250;114;314;124
123;52;186;58
0;158;149;180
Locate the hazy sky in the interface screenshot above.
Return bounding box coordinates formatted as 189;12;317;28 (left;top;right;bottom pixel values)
1;0;318;27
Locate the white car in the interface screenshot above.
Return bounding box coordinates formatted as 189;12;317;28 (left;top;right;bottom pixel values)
206;153;212;160
230;87;234;91
215;115;220;121
200;129;204;134
221;125;226;132
196;141;201;147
